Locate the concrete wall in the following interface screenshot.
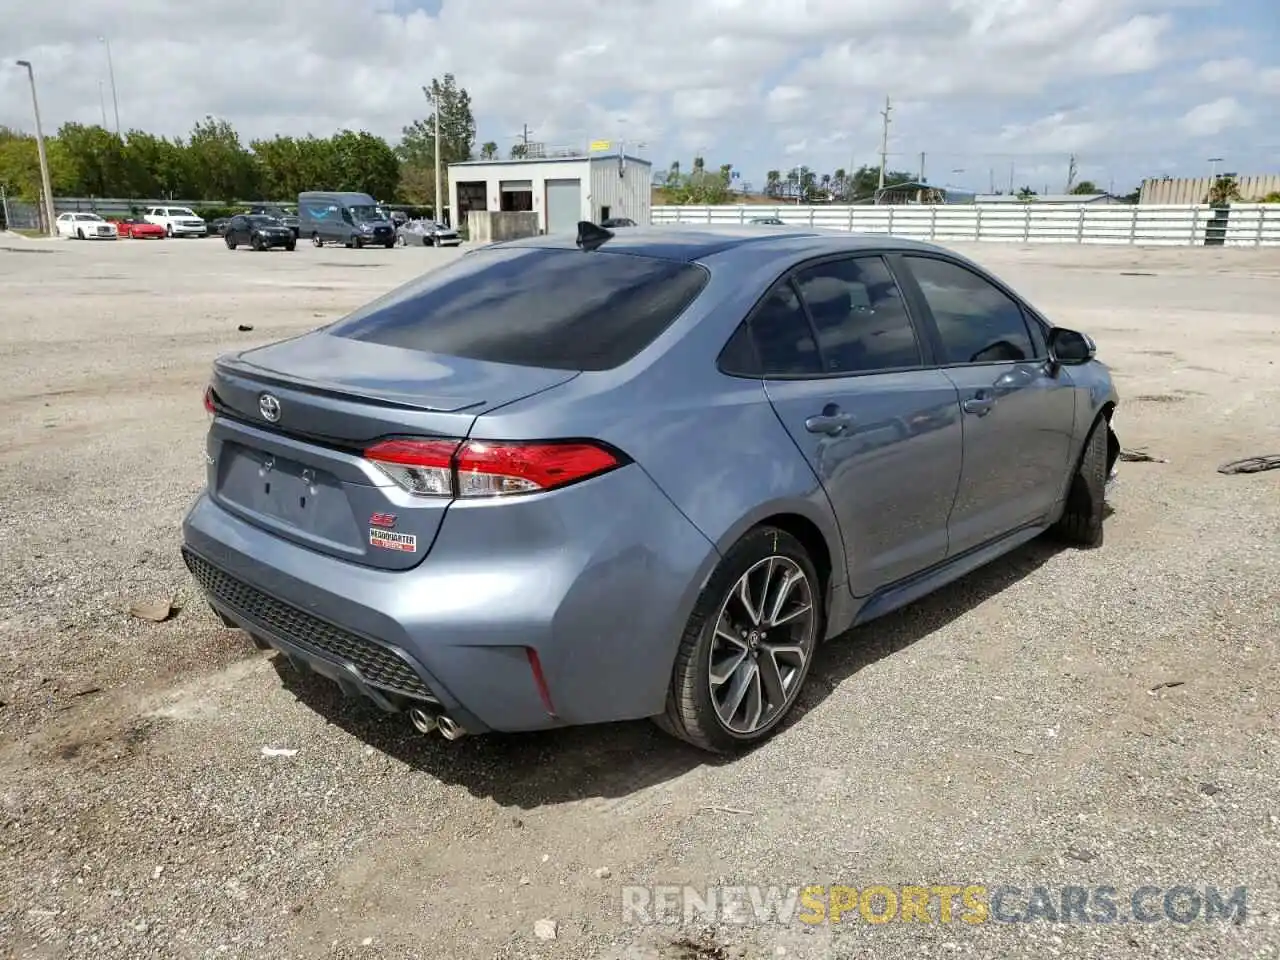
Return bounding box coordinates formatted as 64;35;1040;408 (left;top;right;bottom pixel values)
466;210;540;245
1140;175;1280;205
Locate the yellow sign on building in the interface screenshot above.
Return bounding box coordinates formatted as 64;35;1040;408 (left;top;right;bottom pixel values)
589;139;611;151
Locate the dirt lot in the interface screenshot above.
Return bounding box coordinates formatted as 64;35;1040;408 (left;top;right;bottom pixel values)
1;232;1277;960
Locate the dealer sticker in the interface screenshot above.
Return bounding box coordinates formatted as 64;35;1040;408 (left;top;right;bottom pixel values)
370;528;417;552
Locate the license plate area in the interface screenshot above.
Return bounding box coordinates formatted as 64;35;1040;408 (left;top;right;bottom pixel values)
216;443;359;545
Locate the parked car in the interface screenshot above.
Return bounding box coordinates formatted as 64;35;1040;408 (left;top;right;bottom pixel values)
115;217;166;239
247;205;300;238
144;206;207;237
298;191;396;248
600;217;637;228
209;217;232;237
55;212;118;240
223;214;296;251
750;217;786;225
183;224;1119;754
397;219;461;247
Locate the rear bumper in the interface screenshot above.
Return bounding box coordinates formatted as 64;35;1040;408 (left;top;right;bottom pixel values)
180;465;717;734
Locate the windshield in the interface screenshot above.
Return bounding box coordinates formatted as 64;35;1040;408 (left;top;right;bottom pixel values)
170;207;197;217
247;216;279;226
349;205;385;223
80;214;104;221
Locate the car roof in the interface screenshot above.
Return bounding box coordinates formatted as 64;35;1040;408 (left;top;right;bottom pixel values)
482;224;949;263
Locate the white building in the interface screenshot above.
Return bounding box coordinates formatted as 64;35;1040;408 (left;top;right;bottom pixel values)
448;154;652;235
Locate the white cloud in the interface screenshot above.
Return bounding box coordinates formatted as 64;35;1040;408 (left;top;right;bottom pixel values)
1179;97;1251;137
0;0;1275;187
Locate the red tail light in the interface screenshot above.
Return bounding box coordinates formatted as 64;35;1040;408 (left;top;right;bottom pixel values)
363;438;624;499
203;385;217;417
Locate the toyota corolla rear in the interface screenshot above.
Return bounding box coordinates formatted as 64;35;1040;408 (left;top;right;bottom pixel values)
181;241;718;736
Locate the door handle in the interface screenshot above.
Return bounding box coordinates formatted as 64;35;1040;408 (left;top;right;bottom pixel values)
962;393;995;416
805;406;853;435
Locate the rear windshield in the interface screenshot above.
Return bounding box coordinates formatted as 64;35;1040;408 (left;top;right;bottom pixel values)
327;247;710;371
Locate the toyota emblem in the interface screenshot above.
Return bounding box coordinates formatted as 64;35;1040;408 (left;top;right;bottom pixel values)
258;393;281;422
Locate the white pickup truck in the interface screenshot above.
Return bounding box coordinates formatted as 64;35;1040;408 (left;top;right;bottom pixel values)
143;206;208;237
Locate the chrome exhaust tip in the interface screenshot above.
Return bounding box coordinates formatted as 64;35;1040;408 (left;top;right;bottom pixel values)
437;715;466;740
408;706;438;735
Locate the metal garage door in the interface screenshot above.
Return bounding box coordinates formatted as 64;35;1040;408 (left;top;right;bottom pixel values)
544;179;581;235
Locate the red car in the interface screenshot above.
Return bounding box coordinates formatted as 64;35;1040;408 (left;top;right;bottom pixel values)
115;217;166;239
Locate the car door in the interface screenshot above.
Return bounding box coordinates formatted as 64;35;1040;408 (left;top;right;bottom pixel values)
895;254;1076;556
231;216;249;243
737;254;965;597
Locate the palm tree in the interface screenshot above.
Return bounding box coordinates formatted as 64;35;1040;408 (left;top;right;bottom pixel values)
480;141;498;160
765;169;781;198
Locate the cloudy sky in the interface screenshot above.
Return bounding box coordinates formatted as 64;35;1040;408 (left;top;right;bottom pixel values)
2;0;1277;194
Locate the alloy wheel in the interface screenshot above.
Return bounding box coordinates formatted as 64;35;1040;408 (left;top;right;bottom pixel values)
708;556;816;735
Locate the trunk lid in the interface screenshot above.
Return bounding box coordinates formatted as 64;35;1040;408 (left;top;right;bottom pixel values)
206;331;577;570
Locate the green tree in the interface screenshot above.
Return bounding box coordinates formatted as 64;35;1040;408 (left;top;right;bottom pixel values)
509;143;528;159
1017;185;1038;200
764;169;781;198
186;116;258;200
662;156;733;204
1071;180;1100;195
480;141;498;160
329;129;400;199
56;123;130;196
123;130;191;198
0;127;72;199
1206;175;1242;205
397;73;475;205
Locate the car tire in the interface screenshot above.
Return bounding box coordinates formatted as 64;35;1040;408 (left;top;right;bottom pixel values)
383;240;395;249
353;236;364;249
312;232;322;247
1052;414;1109;548
225;235;237;250
654;526;823;753
285;240;296;251
165;224;172;237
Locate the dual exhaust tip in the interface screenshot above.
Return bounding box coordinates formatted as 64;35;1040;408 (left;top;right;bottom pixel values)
408;706;466;740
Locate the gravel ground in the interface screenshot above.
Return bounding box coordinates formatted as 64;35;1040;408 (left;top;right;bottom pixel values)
1;232;1277;960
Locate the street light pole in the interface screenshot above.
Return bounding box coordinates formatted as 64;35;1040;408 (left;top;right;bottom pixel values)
1207;157;1223;180
15;60;56;236
99;37;121;134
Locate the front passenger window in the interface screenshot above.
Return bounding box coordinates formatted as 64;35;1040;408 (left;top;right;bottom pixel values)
902;256;1035;365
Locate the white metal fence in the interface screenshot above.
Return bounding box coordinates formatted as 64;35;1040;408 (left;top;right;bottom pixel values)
650;203;1280;247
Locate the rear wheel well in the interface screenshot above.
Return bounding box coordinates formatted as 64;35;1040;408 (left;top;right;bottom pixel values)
752;513;833;597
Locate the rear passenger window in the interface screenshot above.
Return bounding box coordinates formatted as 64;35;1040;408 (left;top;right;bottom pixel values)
903;256;1035;364
749;284;821;376
792;257;922;374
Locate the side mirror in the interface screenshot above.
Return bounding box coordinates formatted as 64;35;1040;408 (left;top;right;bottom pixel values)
1047;327;1096;365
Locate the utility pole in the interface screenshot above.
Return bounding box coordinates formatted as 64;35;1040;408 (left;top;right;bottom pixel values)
98;37;121;134
989;168;996;193
1065;154;1077;193
98;81;109;128
918;151;925;182
423;84;443;222
1008;161;1015;194
878;96;892;190
15;60;56;236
